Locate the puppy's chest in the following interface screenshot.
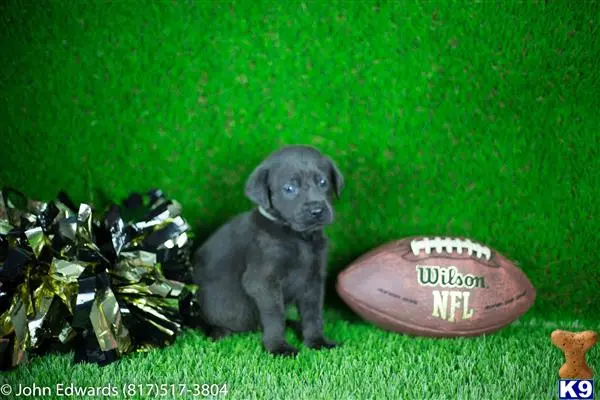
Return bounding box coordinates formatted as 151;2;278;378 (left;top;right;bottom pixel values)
281;241;321;297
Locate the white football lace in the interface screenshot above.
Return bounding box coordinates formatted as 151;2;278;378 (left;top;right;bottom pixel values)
410;237;491;260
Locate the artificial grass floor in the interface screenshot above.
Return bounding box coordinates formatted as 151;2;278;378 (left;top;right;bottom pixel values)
2;308;599;400
1;0;599;398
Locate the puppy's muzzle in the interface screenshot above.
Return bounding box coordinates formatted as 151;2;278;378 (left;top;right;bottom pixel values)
310;205;324;217
302;201;331;225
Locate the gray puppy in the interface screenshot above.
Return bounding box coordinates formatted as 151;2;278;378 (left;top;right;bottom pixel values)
192;145;343;356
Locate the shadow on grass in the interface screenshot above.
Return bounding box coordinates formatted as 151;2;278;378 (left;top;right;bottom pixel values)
323;252;369;323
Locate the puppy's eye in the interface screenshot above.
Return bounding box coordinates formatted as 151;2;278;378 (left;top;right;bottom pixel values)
283;183;298;195
317;176;328;188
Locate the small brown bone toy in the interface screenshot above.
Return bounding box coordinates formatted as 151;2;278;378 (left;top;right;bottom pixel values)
551;329;598;379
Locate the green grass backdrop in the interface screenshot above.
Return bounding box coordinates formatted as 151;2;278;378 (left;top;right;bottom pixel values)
1;1;599;399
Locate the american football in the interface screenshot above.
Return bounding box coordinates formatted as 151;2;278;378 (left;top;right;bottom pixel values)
336;236;536;337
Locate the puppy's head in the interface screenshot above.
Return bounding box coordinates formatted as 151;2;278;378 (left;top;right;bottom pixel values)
245;145;344;232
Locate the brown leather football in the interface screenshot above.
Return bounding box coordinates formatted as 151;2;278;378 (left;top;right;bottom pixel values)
336;236;536;337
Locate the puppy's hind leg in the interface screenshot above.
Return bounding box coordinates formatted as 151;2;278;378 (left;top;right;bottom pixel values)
207;326;233;341
189;308;232;341
194;279;259;342
192;311;233;341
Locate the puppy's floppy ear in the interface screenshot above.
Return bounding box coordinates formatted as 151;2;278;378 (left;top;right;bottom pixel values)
326;157;344;199
245;164;271;208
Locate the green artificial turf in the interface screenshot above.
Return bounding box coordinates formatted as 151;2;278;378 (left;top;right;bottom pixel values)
1;0;599;398
1;311;599;399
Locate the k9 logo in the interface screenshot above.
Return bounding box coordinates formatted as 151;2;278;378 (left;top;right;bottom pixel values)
558;380;594;400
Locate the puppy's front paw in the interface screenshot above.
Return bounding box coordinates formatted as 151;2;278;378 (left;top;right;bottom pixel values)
304;336;341;350
266;341;299;357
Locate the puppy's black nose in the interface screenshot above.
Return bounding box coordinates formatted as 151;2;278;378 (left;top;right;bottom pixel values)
310;206;324;217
